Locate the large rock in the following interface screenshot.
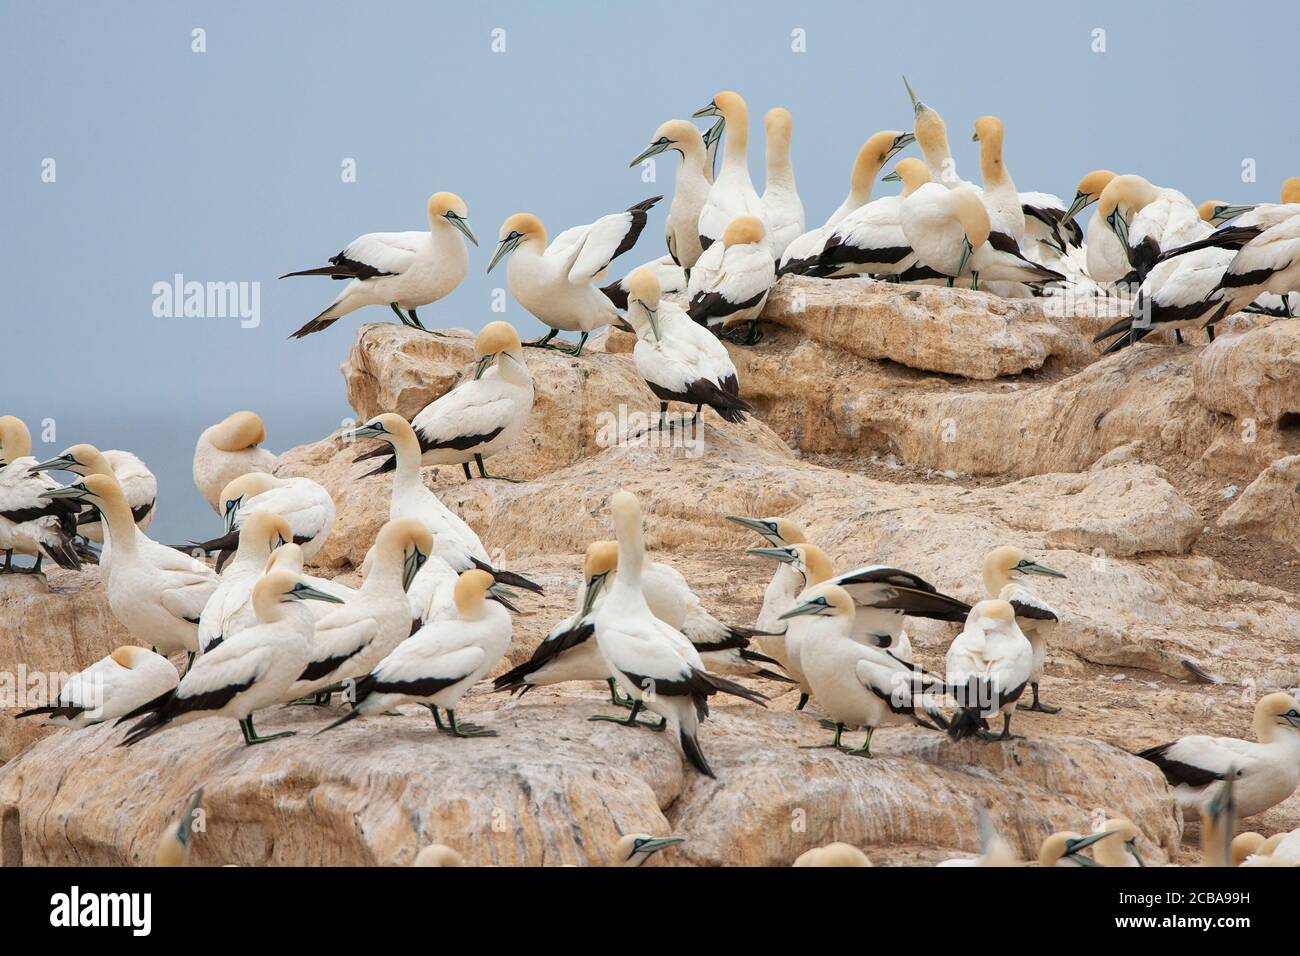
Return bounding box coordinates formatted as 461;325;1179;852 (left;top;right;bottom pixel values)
1196;321;1300;426
1219;454;1300;553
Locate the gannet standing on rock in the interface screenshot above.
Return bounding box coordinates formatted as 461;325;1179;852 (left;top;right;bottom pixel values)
0;416;83;573
623;267;752;428
819;563;972;664
692;91;770;251
627;119;713;274
687;216;775;343
944;599;1033;742
744;543;834;673
760;108;804;259
1138;692;1300;818
120;569;343;746
487;200;660;356
193;411;277;514
192;472;335;568
280;191;476;338
981;546;1067;713
15;645;178;728
30;444;156;562
1098;173;1206;283
196;511;293;653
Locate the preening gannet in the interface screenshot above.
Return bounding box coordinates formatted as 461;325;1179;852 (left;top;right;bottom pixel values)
196;512;293;653
692;91;770;251
0;416;83;573
1098;173;1206;282
778;130;916;277
1138;692;1300;818
628;119;713;272
487;200;660;356
971;116;1025;242
281;191;476;338
781;584;943;758
1037;830;1111;867
156;789;205;867
193;411;277;514
45;474;216;660
760;108;804;259
686;216;775;343
591;491;766;777
745;544;834;677
15;645;178;728
357;323;535;484
623;266;752;427
792;842;873;867
1092;817;1146;867
982;545;1067;713
320;569;512;739
194;472;335;568
1064;170;1130;286
944;599;1033;742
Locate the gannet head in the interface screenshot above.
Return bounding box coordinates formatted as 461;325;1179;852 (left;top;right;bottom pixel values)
792;842;873;867
614;833;684;867
109;646;154;669
1199;199;1257;225
238;511;293;555
725;514;806;546
579;539;620;615
351;411;414;447
40;471;123;507
473;321;524;378
882;157;931;197
487;213;546;273
453;568;495;618
156;788;205;867
209;411;266;452
414;844;464;867
218;472;281;533
630;119;705;167
1099;174;1158;247
29;442;109;477
376;517;433;592
1282;177;1300;205
266;541;304;574
1065;169;1118;220
693;90;747;126
1231;832;1266;866
950;185;991;254
624;267;664;342
851;130;915;198
972;115;1004;147
1255;692;1300;740
966;599;1017;636
253;569;345;622
722;215;765;248
983;545;1066;593
427;191;476;246
779;582;854;621
902;76;949;161
764;107;793;150
0;415;32;464
1038;830;1111;867
1094;818;1145;867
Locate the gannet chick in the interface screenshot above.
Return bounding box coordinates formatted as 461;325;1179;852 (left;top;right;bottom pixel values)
945;599;1033;742
1038;830;1111;867
744;543;834;676
487;200;660;355
281;191;476;337
1139;692;1300;818
971;116;1025;242
156;789;205;867
1098;173;1206;283
196;512;293;653
319;569;512;738
357;323;535;483
0;416;83;573
781;584;944;757
628;119;712;273
686;216;775;344
1093;817;1146;867
1063;170;1130;286
30;444;157;563
760;108;804;259
16;645;178;728
624;266;752;428
413;844;464;867
45;474;216;662
193;411;277;514
692;91;770;251
778;129;915;276
614;834;685;867
120;569;343;746
792;842;873;867
982;545;1067;713
592;491;766;777
193;472;335;569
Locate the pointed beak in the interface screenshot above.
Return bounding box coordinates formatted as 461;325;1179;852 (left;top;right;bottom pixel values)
294;585;346;605
487;586;520;613
1064;191;1091;222
902;75;925;115
747;546;798;564
486;236;518;274
579;572;608;617
350;423;385;441
1022;561;1067;579
1126;838;1145;867
474;352;495;380
29;456;73;474
702;116;725;146
889;132;916;158
956;237;973;276
1109;211;1130;250
1213;203;1258;224
692;102;720;119
881;170;902;183
646;306;662;343
629;142;668;167
779;599;825;621
41;484;89;501
402;549;427;592
447;214;478;247
725;515;780;541
1066;829;1116;861
639;836;685;856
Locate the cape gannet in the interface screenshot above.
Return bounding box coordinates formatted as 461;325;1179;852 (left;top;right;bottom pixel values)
356;323;535;483
792;843;873;867
0;416;83;573
1092;817;1146;867
600;253;686;311
1138;692;1300;818
760;108;804;259
281;191;476;338
628;119;713;273
623;266;752;427
692;91;770;251
982;546;1067;713
156;789;205;867
15;645;178;728
1215;200;1300;320
744;544;834;678
1098;173;1207;283
192;472;335;569
1169;178;1300;262
1064;170;1131;286
193;411;277;514
944;599;1033;742
120;569;343;746
30;444;156;560
686;216;775;343
971;116;1026;242
196;512;294;653
487;200;660;356
319;569;512;739
613;834;685;867
726;514;807;548
1037;830;1111;867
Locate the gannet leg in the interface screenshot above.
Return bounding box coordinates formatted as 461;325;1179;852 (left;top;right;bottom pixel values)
181;652;195;678
800;721;846;750
795;692;809;711
1206;326;1216;342
474;453;524;483
1174;329;1185;345
524;329;559;349
588;700;666;731
845;727;875;758
742;322;762;345
12;554;46;575
1016;682;1061;714
390;302;413;327
970;272;980;291
1;550;11;572
607;677;636;708
406;307;428;331
239;715;296;746
558;331;589;356
425;704;446;730
1285;294;1293;318
462;462;472;480
445;709;497;738
996;713;1020;741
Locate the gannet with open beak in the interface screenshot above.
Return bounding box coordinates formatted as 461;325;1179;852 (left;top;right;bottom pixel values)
760;108;804;260
192;472;335;568
15;645;178;728
624;267;752;427
29;444;156;564
281;192;476;338
971;116;1025;242
1092;817;1146;867
1038;830;1111;867
0;416;83;573
982;545;1067;713
692;91;770;251
591;491;766;777
1097;173;1207;283
45;474;216;661
192;411;277;514
778;130;915;276
488;200;660;356
686;216;775;343
781;583;944;758
120;569;343;746
1139;692;1300;818
944;599;1033;742
792;842;873;867
196;511;293;653
627;119;712;273
319;569;512;739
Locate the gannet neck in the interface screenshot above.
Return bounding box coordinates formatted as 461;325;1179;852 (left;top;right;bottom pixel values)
716;93;750;172
915;109;953;182
975;117;1012;191
848;131;902;204
764;108;795;188
89;475;139;557
364;520;410;589
609;491;645;588
236;513;291;562
453;569;492;620
251;570;296;623
951;187;991;247
387;418;424;489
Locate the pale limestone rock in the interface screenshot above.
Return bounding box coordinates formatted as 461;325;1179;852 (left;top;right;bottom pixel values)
1195;321;1300;425
1219;455;1300;552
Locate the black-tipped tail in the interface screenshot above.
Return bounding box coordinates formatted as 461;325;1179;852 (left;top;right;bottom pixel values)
317;707;363;735
946;708;988;741
703;672;768;707
679;727;715;778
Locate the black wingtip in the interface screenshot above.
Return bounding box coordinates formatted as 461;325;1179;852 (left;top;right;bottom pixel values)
316;707;362;736
679;727;715;778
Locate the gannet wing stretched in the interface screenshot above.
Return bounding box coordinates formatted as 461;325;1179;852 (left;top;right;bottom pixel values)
828;565;971;621
548;198;661;284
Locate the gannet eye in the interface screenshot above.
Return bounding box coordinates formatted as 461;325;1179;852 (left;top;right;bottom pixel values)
507;231;521;241
633;838;648;850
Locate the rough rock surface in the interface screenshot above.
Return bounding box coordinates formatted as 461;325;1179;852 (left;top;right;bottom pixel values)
1219;454;1300;552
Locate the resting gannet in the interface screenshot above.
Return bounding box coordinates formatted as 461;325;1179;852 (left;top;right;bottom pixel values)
761;108;804;260
628;119;712;273
981;546;1067;713
1064;170;1131;286
196;511;293;653
16;645;178;728
30;444;156;565
156;790;205;867
193;411;277;514
1138;692;1300;818
1098;173;1207;283
488;200;660;355
944;599;1033;742
1092;817;1146;867
1169;178;1300;261
192;472;335;569
0;416;83;573
814;158;940;281
687;216;775;343
692;91;770;251
281;192;476;338
792;843;873;867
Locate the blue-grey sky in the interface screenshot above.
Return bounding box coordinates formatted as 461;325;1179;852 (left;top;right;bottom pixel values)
3;0;1297;542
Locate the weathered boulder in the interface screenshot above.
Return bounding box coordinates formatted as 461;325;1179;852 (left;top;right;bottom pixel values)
1219;454;1300;553
1196;321;1300;426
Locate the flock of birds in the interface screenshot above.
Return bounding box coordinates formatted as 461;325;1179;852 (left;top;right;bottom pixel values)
4;77;1300;866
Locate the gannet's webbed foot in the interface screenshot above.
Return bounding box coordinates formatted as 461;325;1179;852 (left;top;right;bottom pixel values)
741;321;762;345
406;307;429;331
1017;683;1060;713
795;692;810;711
845;727;875;758
607;677;636;708
524;329;559;349
588;700;663;730
446;710;497;738
801;721;846;750
474;453;523;483
993;714;1021;741
558;331;589;356
240;716;296;746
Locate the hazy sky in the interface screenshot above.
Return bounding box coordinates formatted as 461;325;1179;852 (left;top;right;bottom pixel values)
3;1;1297;541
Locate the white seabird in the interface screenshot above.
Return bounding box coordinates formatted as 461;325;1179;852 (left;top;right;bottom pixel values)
686;215;776;342
760;108;805;260
15;645;178;728
725;513;807;548
971;115;1026;242
692;91;770;250
981;545;1067;713
0;415;83;573
192;411;277;514
196;511;294;653
281;191;476;338
1092;817;1146;867
192;471;335;568
944;599;1034;742
1098;173;1207;282
744;543;835;699
792;843;874;867
1063;169;1132;286
627;119;713;274
600;253;686;312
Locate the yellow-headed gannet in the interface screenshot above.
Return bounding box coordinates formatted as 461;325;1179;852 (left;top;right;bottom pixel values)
982;545;1067;713
792;842;873;867
196;512;293;653
944;599;1033;742
692;91;770;251
627;119;713;273
1064;170;1131;286
726;513;807;548
281;192;476;338
971;115;1026;242
903;76;969;188
0;415;83;573
613;834;685;867
686;216;775;343
600;253;686;312
15;645;178;728
1092;817;1146;867
487;200;660;356
1098;173;1207;283
156;789;205;867
191;471;335;570
1138;692;1300;818
744;543;834;683
1037;830;1112;867
761;108;804;260
192;411;277;514
120;569;343;746
30;444;156;565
